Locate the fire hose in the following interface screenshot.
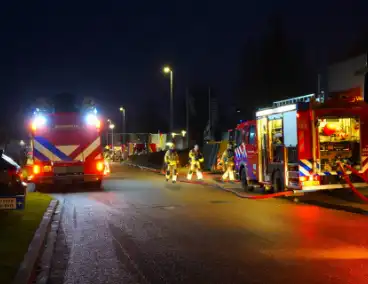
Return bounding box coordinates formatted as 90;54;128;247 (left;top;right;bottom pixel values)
337;162;368;203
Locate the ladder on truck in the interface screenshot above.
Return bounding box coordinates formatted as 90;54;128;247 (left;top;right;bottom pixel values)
273;94;316;107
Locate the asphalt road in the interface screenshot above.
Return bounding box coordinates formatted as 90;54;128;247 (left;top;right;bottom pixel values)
48;165;368;284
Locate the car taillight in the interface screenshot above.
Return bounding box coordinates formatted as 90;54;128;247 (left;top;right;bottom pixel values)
96;161;104;172
33;165;41;174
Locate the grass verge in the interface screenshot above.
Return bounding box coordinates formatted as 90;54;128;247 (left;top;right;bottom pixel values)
0;192;53;284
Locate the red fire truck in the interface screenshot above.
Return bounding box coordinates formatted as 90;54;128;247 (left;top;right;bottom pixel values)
27;96;107;190
234;93;368;193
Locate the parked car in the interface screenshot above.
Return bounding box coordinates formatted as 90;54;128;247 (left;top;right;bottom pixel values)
0;150;27;210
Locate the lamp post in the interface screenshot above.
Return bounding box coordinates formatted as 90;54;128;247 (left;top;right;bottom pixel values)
163;66;174;132
106;119;111;146
109;124;115;150
119;107;126;145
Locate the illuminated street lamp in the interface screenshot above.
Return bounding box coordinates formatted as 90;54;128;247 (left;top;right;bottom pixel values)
181;130;186;136
163;65;174;132
109;124;115;149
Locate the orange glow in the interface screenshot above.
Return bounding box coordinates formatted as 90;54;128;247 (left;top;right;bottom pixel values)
323;123;338;136
96;119;101;129
296;113;300;118
299;176;307;182
96;161;104;172
33;165;41;175
31;122;37;131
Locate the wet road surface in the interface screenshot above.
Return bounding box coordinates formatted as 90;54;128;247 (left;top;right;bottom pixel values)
48;165;368;284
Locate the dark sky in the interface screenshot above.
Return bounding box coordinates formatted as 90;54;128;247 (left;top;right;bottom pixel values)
1;0;368;132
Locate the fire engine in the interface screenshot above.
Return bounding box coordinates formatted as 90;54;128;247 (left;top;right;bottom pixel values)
234;93;368;193
26;96;107;190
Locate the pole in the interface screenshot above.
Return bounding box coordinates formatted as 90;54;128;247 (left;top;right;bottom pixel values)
111;128;114;151
106;130;109;148
170;71;174;133
317;74;320;96
186;88;189;148
122;109;126;145
208;87;211;140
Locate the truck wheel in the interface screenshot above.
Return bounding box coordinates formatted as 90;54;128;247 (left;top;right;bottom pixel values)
84;180;103;190
93;180;103;190
272;171;283;192
241;168;252;191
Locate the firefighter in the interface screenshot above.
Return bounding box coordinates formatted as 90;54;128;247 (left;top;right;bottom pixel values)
221;143;235;182
187;144;204;180
164;143;180;183
103;147;111;162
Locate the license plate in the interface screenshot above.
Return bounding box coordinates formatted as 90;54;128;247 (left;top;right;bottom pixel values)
303;180;320;186
54;167;67;174
0;198;16;209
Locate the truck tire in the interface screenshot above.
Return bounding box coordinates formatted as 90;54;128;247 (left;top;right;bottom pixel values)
241;167;252;191
93;180;103;190
84;180;103;190
272;171;283;192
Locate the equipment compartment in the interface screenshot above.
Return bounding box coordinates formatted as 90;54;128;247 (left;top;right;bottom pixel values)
317;117;360;172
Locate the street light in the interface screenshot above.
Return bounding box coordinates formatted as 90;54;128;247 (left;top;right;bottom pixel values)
109;124;115;150
119;106;126;145
181;130;186;136
163;65;174;132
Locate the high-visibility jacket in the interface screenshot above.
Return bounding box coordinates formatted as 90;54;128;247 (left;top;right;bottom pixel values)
221;149;235;165
164;150;179;166
189;149;204;163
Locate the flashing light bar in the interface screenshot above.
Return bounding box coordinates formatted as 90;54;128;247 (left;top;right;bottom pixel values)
86;113;101;128
256;104;296;117
31;114;47;131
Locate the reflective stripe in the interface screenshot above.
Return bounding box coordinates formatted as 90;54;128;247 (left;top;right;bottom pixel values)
75;137;101;161
299;159;312;176
34;136;72;161
34;140;61;161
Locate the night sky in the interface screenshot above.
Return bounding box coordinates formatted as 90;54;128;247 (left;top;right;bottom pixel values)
1;0;368;134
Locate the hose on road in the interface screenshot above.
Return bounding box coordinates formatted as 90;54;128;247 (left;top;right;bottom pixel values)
125;163;294;200
337;162;368;203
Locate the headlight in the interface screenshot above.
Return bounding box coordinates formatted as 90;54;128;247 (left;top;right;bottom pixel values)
86;114;101;128
31;115;46;131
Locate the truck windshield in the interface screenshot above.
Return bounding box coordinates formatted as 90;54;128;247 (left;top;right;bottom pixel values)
53;93;79;113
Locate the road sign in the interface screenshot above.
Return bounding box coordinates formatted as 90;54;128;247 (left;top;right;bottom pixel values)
0;195;25;210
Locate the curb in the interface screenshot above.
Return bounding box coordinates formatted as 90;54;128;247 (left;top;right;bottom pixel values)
13;199;59;284
35;201;63;284
124;162;368;215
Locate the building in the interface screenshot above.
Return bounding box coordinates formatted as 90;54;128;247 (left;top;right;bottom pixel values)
327;53;367;101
